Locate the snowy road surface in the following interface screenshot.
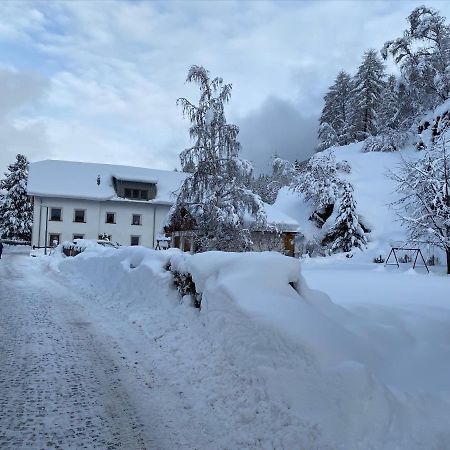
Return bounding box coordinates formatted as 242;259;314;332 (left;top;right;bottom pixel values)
0;253;185;449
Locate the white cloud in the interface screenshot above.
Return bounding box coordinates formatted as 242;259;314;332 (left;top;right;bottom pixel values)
0;66;49;173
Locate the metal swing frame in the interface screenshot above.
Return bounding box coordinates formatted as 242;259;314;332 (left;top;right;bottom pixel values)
385;247;429;273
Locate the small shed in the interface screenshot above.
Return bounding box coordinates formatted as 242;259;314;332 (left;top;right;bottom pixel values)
166;202;303;257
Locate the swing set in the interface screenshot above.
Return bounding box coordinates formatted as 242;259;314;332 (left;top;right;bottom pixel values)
385;247;429;273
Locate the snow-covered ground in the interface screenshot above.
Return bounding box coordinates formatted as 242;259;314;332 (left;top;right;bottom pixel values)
14;244;446;450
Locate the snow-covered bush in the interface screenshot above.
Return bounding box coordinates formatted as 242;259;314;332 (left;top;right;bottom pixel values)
373;255;385;263
336;159;351;173
302;236;327;257
166;263;202;308
362;129;410;152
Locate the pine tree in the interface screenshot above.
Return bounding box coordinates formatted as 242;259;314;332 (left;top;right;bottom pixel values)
0;154;33;241
251;173;276;204
317;122;338;151
350;49;386;141
168;66;266;252
250;157;298;205
318;70;352;149
379;75;400;131
322;182;367;253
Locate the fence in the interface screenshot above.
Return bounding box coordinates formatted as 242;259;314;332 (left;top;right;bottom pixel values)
2;239;31;246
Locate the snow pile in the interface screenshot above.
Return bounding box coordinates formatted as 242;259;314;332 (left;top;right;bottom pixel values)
2;244;31;254
48;246;450;449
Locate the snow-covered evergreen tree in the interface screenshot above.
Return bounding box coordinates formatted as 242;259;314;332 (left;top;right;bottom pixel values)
350;49;386;141
291;152;341;227
293;152;340;210
317;122;338;151
251;173;276;204
392;134;450;274
382;6;450;116
318;70;352;149
168;65;266;252
378;75;400;131
322;182;367;253
0;154;33;241
271;156;297;187
251;157;297;204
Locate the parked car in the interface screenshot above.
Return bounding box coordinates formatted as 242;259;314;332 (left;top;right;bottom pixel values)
73;239;120;249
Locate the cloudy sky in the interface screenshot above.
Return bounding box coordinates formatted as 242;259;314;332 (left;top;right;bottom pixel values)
1;0;450;175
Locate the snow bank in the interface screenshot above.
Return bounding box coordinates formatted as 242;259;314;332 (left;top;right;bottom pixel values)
2;244;31;254
48;247;450;449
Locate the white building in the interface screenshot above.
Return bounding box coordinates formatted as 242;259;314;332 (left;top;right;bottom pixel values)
27;160;186;248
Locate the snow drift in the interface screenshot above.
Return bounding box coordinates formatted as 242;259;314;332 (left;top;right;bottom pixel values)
46;246;450;449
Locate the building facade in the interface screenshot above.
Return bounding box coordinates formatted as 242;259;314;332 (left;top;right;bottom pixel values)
28;160;186;248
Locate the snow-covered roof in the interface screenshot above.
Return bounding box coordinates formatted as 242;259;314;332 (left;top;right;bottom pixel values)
28;160;187;204
264;201;301;232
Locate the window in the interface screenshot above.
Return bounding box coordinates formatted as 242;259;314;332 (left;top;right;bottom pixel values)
49;233;60;246
73;234;84;240
98;234;112;241
74;209;86;223
130;236;140;246
106;212;116;224
50;208;62;222
132;214;142;225
124;188;148;201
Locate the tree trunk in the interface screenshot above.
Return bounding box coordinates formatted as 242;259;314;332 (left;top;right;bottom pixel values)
447;247;450;275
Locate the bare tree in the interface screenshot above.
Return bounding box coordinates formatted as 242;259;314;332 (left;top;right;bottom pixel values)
392;135;450;273
169;65;266;252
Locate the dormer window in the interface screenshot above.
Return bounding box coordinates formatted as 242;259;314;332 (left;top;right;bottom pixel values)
124;188;149;200
114;178;156;201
